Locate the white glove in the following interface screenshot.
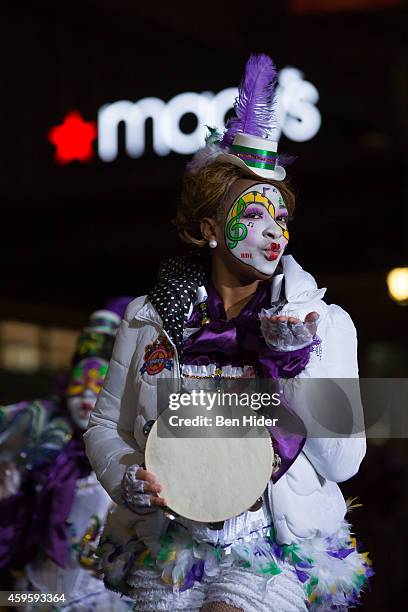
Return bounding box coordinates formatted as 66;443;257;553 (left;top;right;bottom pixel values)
0;462;21;500
260;311;319;352
121;465;167;512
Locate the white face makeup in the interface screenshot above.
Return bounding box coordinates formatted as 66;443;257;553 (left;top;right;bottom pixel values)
224;183;290;275
66;395;97;430
66;357;108;430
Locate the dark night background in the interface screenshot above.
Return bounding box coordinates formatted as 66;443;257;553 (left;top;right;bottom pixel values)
0;0;407;610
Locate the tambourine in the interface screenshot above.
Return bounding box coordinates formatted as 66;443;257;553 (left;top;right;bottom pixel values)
144;407;273;525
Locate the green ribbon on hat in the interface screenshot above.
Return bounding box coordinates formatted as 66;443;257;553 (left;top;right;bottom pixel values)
231;144;278;171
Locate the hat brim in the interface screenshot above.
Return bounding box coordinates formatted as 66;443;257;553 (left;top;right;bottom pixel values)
217;153;286;181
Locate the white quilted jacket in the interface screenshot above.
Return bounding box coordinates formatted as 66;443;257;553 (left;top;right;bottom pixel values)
84;255;366;547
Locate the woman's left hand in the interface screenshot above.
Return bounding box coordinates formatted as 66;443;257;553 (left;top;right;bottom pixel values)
0;462;21;500
260;311;319;352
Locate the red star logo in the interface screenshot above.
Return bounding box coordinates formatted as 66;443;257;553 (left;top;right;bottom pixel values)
48;111;97;164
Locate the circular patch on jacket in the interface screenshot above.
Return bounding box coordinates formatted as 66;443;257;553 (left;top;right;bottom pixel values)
140;335;174;375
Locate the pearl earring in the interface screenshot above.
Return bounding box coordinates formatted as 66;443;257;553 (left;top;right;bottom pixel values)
209;239;218;249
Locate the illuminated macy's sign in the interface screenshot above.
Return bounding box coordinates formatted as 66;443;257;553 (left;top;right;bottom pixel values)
48;68;321;164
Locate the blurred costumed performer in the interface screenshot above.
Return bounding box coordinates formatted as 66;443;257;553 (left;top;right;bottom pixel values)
85;55;373;611
0;297;134;611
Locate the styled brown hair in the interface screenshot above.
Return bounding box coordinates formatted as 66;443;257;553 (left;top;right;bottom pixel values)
173;160;296;248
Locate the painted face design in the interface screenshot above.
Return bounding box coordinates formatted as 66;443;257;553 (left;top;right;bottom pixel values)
224;183;289;275
66;357;108;430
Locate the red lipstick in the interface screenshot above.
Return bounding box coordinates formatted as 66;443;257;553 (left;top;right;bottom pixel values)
266;243;281;261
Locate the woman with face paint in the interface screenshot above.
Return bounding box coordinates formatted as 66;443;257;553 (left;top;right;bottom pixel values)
85;55;372;612
0;300;134;611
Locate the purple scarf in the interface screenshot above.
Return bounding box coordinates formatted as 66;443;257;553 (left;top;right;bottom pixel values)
183;279;312;482
0;433;91;570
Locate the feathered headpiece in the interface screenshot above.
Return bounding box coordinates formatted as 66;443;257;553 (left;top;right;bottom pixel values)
188;53;287;181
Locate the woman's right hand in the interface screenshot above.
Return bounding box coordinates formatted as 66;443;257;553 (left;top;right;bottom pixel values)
121;465;167;511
